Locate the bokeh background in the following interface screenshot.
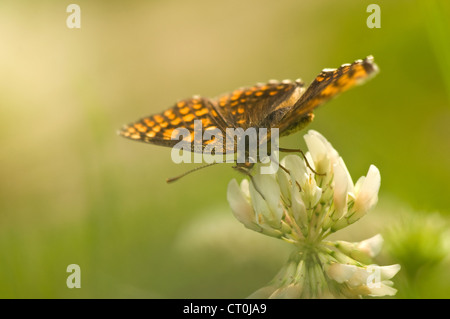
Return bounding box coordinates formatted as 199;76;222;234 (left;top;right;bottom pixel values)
1;0;449;298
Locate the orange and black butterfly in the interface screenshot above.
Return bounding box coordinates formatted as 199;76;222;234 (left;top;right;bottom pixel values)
119;56;378;179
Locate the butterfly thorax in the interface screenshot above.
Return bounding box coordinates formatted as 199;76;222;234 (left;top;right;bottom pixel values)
279;112;315;137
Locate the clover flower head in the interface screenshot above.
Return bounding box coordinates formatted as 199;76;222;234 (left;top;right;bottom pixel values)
227;130;400;298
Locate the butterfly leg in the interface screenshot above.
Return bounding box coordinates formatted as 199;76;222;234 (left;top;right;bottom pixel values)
233;163;267;200
278;148;326;176
268;156;302;192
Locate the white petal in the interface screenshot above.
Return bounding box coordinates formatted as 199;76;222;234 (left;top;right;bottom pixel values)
357;234;384;258
291;187;307;226
305;130;339;168
338;157;354;194
354;176;366;195
276;161;292;202
304;131;329;173
367;282;398;297
332;159;349;219
240;178;250;198
347;267;371;287
326;263;356;283
269;283;303;299
282;155;308;186
227;179;259;231
259;150;280;175
354;165;380;212
247;285;278;299
348;165;381;224
379;264;401;281
249;174;283;227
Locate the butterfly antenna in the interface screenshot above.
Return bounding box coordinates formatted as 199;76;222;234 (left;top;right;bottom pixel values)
166;162;218;183
279;148;326;176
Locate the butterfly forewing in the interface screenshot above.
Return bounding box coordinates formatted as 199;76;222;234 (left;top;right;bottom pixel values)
119;97;228;153
278;56;378;134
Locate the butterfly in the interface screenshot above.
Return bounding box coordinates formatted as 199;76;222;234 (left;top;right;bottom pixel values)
119;56;378;180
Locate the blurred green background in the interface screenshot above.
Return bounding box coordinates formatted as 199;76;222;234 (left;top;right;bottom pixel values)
0;0;449;298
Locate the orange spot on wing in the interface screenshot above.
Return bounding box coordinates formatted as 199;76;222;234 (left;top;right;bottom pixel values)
179;107;190;115
162;128;174;138
154;115;164;123
183;114;196;122
231;90;242;101
201;118;212;127
195;108;209;116
144;118;155;127
321;84;339;96
135;123;147;133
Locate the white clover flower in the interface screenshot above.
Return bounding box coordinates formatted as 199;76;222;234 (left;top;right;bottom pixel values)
326;263;400;297
227;130;400;298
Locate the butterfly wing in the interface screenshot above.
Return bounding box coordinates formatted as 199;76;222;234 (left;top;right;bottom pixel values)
119;96;229;153
277;56;378;135
212;80;305;129
120;56;378;154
